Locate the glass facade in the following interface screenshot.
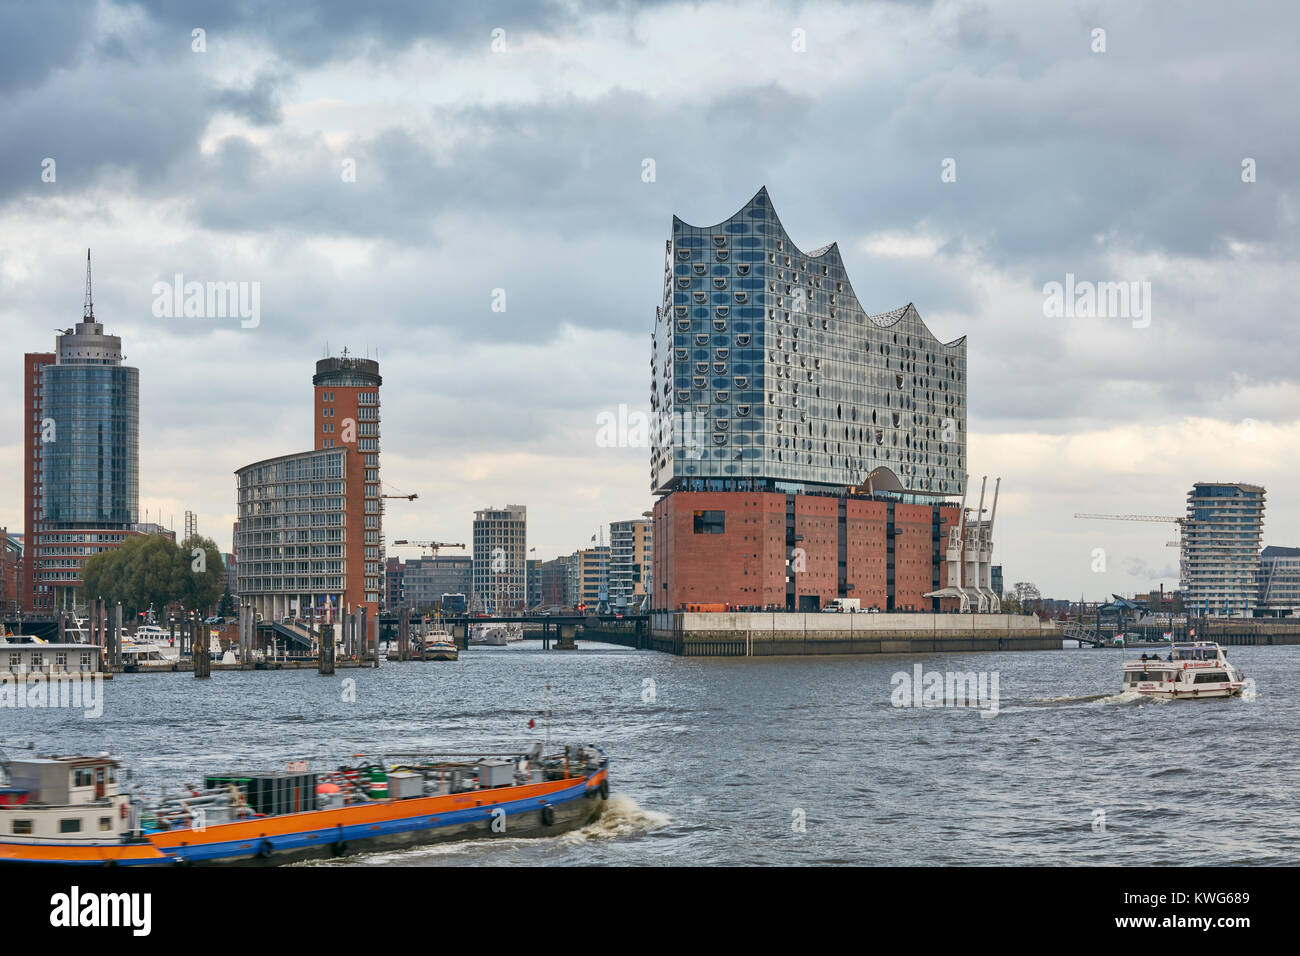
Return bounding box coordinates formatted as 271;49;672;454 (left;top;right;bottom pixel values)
651;187;966;497
40;364;139;525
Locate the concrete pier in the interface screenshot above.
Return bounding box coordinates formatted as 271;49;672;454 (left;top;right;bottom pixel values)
555;623;578;651
650;611;1062;657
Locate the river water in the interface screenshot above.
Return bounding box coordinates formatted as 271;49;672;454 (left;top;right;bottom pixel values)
5;642;1297;865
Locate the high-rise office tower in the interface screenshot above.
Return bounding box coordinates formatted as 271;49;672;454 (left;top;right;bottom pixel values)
23;252;139;611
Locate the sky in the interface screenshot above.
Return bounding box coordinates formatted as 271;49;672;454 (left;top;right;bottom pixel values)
1;0;1296;600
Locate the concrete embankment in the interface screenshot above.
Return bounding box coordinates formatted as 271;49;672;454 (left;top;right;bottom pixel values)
649;611;1061;657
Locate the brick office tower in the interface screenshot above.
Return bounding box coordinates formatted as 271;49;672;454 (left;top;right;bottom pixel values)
313;352;382;626
22;352;54;612
650;188;967;611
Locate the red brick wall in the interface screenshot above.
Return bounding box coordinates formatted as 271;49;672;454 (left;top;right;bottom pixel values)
793;495;837;607
893;502;934;611
935;503;961;612
845;499;889;611
315;386;375;624
24;353;55;613
653;492;785;609
654;492;956;613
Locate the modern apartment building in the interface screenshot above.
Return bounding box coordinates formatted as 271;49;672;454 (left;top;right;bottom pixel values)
403;555;473;612
536;555;574;607
1181;482;1265;617
234;447;350;622
472;505;527;612
23;254;140;612
609;518;652;609
575;546;609;609
383;556;404;610
1257;545;1299;616
235;350;382;631
650;189;968;611
526;558;542;609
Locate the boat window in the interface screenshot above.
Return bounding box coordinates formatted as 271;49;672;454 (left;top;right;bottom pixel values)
11;820;32;835
99;817;113;831
1193;672;1229;684
59;819;82;833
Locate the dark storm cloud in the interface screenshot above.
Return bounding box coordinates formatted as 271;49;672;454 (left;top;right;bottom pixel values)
2;0;1298;437
121;0;677;67
0;0;98;92
210;70;289;126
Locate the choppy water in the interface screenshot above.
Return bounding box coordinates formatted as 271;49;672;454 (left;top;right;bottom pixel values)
4;643;1297;865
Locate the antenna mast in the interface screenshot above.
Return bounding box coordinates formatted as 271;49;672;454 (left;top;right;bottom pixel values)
83;249;94;321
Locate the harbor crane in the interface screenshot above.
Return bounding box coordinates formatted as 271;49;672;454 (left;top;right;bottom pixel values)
1073;513;1185;548
392;540;466;558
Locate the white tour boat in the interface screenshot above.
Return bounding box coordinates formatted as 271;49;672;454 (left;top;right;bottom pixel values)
469;622;522;646
1121;641;1245;699
120;626;180;667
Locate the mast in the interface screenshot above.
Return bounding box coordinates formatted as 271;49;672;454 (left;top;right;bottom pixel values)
83;249;94;322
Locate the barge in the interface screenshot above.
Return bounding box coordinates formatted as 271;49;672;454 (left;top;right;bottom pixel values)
0;744;609;865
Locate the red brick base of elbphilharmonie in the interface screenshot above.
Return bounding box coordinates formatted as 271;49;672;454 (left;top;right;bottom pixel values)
652;491;962;613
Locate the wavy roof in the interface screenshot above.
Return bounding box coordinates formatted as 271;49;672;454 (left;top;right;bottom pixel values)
675;186;965;350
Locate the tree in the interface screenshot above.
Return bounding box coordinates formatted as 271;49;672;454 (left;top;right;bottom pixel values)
80;533;224;618
218;586;234;619
1009;582;1041;614
176;535;225;615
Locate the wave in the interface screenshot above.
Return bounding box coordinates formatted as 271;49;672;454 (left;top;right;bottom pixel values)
303;793;669;866
557;793;671;844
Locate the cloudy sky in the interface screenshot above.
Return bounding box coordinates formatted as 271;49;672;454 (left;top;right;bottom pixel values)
2;0;1296;599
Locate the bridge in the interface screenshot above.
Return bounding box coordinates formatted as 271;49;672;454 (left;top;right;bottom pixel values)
378;612;651;651
1060;622;1110;648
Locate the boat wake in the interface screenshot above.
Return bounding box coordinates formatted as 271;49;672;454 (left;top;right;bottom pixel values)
303;794;669;866
558;793;671;844
1005;690;1170;711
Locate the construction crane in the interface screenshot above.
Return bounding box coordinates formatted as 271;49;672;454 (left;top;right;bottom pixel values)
380;483;418;501
1074;513;1185;548
392;540;466;558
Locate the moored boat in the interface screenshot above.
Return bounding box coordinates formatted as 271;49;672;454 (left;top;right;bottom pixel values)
469;622;522;646
421;629;459;661
0;744;609;865
1121;641;1245;699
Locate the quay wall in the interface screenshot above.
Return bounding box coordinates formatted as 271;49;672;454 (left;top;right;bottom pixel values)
649;611;1061;657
